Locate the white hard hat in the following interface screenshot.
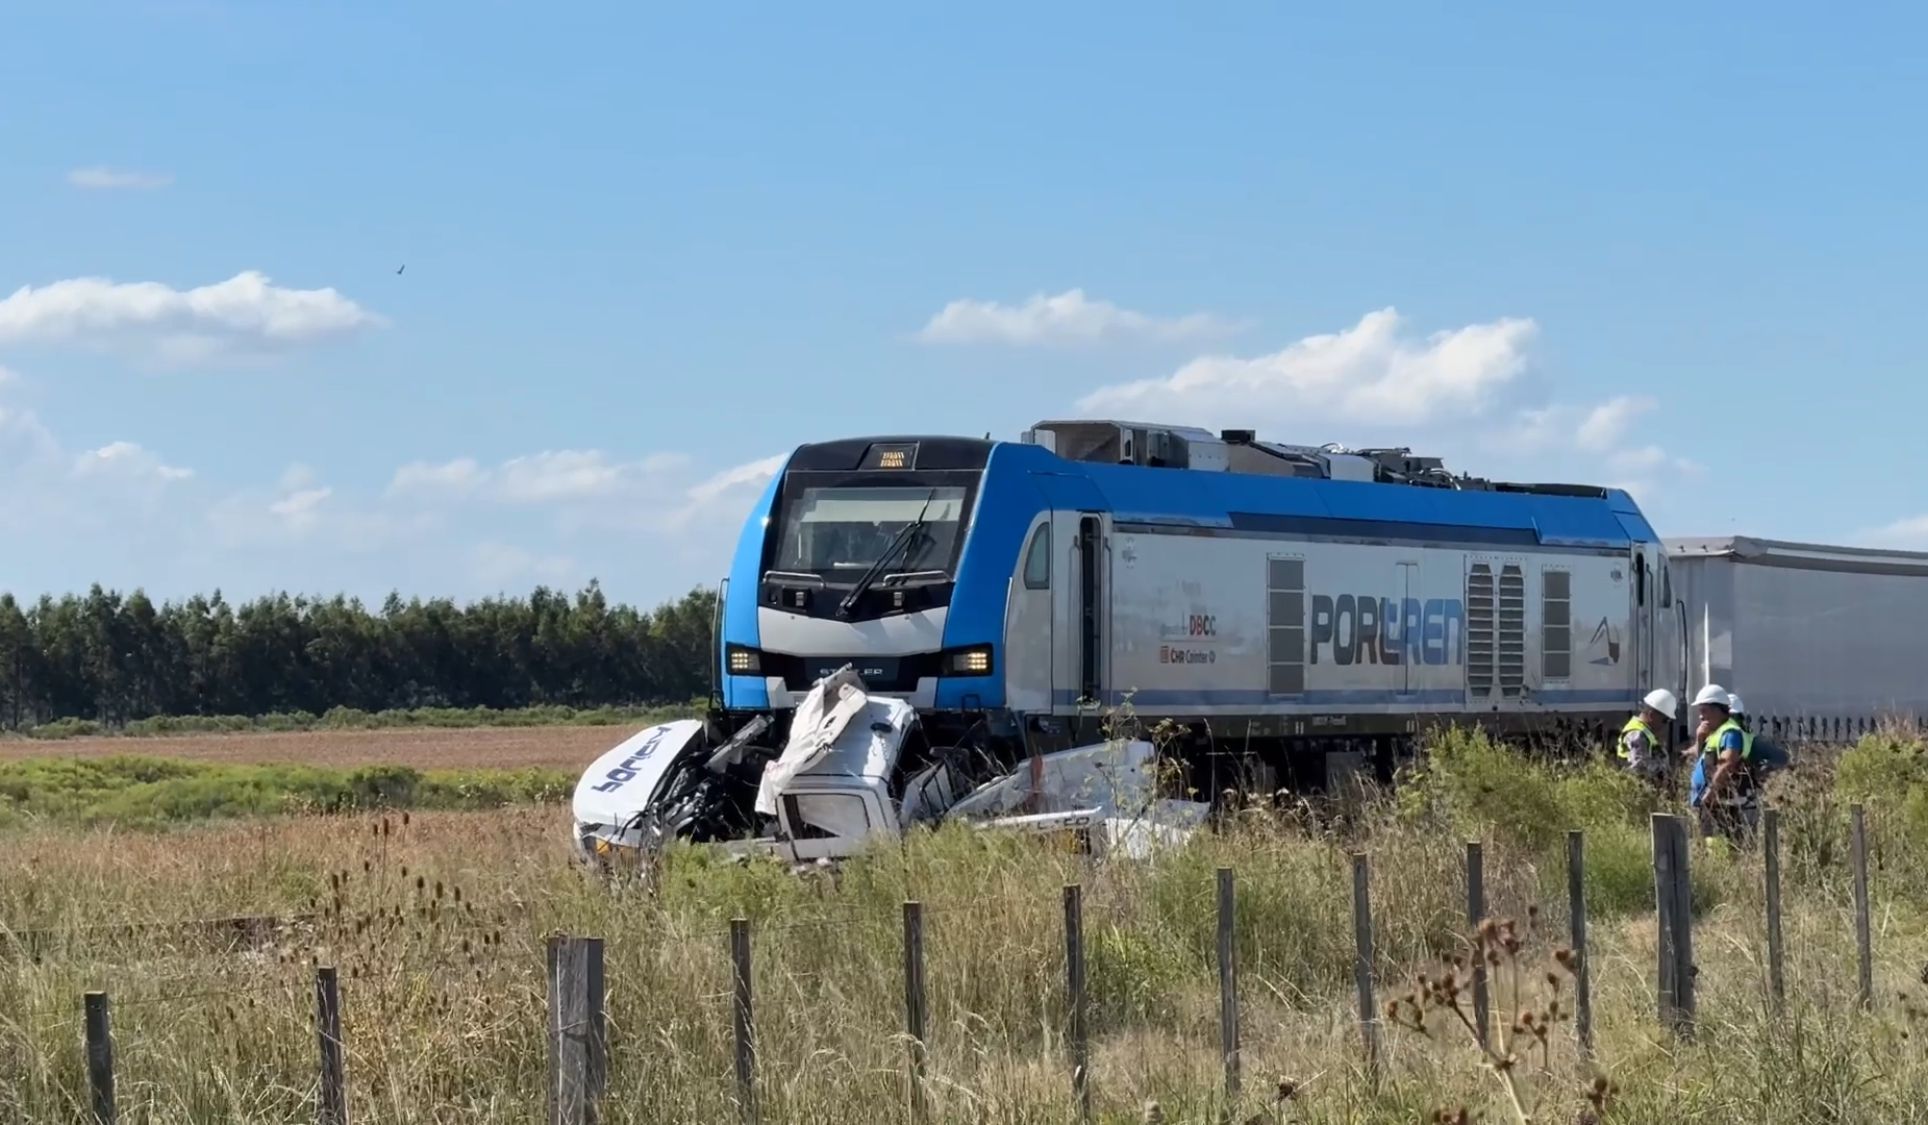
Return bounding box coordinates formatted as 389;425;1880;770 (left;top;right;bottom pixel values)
1642;688;1678;720
1692;684;1730;710
1727;693;1745;715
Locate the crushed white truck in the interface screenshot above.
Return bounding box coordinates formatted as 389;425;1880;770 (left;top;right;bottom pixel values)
571;666;1208;873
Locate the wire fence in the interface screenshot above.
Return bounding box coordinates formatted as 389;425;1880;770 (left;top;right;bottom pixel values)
11;803;1891;1125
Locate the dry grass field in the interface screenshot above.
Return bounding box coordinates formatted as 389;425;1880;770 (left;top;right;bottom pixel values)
0;723;639;771
5;727;1928;1123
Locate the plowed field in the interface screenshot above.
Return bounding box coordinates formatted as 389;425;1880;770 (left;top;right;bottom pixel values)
0;724;639;770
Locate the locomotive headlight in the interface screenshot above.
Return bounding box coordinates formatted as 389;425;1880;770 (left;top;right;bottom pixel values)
943;645;994;676
726;644;762;674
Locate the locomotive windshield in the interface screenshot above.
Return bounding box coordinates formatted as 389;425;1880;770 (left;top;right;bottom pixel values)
773;484;970;579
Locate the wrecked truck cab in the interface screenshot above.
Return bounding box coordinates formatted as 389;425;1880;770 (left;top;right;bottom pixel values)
727;666;995;862
569;710;782;865
571;718;710;860
752;689;922;857
570;667;963;868
571;665;1204;872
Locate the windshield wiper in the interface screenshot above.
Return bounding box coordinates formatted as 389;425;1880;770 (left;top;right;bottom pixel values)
837;489;936;619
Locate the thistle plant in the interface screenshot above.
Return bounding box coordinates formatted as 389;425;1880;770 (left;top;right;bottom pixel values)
1387;905;1614;1124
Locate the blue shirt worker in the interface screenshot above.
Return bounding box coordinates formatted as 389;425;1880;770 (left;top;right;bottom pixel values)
1685;684;1759;841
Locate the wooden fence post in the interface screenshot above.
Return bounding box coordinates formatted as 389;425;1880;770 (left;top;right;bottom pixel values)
1566;830;1592;1060
1466;841;1489;1049
730;919;757;1125
545;935;607;1125
1763;808;1786;1010
1651;814;1695;1038
903;900;928;1123
83;991;114;1125
1851;804;1873;1008
316;966;349;1125
1216;866;1239;1114
1352;852;1381;1080
1063;884;1090;1123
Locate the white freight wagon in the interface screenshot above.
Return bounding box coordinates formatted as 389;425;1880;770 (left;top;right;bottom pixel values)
1666;536;1928;738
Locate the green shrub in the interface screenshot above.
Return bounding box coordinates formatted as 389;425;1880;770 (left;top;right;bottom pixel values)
0;755;572;827
1398;725;1567;852
1086;923;1196;1025
1563;818;1659;918
1554;757;1667;831
24;718;101;739
345;764;422;807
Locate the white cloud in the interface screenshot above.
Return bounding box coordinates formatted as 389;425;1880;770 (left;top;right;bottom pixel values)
1077;307;1537;427
207;467;334;544
684;453;786;508
269;486;332;524
1862;515;1928;550
1576;395;1659;452
67;167;174;191
387;457;486;498
1501;398;1689;463
205;466;440;556
630;453;776;537
74;441;194;482
387;450;690;505
1045;307;1713;526
2;390;757;600
279;463;320;492
0;364;19;388
0;402;61;467
916;288;1242;346
1606;444;1668;474
0;270;382;365
473;542;579;589
1468;394;1705;520
372;447;772;581
495;450;672;504
0;406;195;539
1508;404;1573;453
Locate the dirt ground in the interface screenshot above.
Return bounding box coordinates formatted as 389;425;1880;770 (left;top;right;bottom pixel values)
0;724;643;770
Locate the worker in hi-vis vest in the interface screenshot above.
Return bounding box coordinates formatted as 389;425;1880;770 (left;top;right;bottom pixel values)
1618;689;1677;784
1685;684;1759;842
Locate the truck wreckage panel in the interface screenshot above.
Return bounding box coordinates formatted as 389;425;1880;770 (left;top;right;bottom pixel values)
571;668;1206;870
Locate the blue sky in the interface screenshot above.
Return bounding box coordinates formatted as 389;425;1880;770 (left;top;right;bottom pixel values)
5;1;1927;609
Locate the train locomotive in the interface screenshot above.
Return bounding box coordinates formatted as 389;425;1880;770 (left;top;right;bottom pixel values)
572;417;1928;865
714;418;1684;793
566;419;1692;864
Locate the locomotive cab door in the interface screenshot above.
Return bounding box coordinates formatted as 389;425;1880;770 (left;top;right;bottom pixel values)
1001;513;1056;715
1633;543;1683;749
1630;546;1654;699
1070;512;1106;709
1025;474;1111;723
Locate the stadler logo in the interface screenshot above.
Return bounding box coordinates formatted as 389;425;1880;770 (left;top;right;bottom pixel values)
1587;618;1621;666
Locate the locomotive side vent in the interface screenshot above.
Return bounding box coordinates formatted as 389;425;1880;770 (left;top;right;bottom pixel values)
1498;564;1526;697
1466;564;1496;698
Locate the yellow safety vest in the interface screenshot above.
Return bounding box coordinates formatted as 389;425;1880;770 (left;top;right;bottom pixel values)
1702;718;1754;760
1618;715;1656;760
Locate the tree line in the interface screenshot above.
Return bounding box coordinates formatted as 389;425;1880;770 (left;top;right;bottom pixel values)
0;581;718;729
